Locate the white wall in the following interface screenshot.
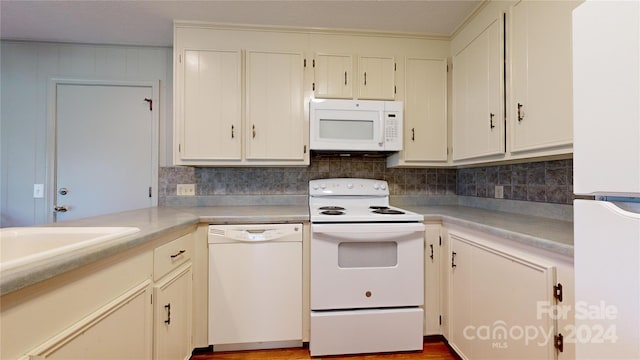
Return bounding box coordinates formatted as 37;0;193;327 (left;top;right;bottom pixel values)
0;41;173;227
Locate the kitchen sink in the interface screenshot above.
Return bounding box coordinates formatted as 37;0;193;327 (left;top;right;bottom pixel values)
0;227;140;271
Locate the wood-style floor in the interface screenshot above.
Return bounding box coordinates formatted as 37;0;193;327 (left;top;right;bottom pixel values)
191;340;458;360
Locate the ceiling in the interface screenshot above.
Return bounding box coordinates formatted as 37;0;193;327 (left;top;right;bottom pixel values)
0;0;482;47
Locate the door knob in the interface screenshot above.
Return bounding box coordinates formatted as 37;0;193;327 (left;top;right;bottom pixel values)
54;205;69;212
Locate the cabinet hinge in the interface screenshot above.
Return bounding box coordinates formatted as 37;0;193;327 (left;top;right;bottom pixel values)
304;145;307;154
554;333;564;353
439;315;442;325
394;62;397;71
179;54;182;64
148;186;152;198
394;85;397;94
554;283;563;302
312;82;315;91
151;293;153;304
178;144;181;153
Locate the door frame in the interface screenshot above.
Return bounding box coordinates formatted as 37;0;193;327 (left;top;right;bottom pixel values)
46;78;159;223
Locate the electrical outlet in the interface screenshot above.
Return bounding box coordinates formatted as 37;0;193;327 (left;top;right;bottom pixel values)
33;184;44;198
177;184;195;196
495;185;504;199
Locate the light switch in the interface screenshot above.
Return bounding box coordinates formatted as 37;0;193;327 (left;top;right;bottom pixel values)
33;184;44;198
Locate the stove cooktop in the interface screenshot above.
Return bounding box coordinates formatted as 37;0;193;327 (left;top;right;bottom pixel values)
310;204;423;222
309;178;423;223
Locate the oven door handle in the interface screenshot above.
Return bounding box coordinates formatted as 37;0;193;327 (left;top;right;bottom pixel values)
313;230;421;242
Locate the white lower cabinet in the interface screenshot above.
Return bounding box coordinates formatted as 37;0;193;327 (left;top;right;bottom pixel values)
154;263;193;360
23;280;153;360
424;223;442;335
153;233;194;360
445;227;568;360
2;230;196;360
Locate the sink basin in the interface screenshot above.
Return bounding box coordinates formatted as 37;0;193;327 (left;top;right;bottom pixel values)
0;227;140;271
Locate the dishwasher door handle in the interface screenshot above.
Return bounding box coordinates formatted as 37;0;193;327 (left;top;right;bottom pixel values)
225;228;298;242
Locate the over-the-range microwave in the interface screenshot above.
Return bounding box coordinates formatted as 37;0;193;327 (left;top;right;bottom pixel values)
309;99;403;152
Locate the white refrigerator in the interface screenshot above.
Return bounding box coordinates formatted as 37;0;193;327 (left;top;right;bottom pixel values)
573;1;640;359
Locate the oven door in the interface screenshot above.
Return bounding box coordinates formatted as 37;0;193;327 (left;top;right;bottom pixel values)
310;222;424;310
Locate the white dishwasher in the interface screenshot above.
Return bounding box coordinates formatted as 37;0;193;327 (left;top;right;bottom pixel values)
208;223;303;351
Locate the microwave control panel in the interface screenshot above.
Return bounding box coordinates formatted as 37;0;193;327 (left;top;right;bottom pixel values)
384;111;402;151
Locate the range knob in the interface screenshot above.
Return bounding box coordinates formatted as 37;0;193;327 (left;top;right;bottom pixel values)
373;183;380;190
312;184;319;190
320;183;326;189
347;183;354;189
380;183;387;190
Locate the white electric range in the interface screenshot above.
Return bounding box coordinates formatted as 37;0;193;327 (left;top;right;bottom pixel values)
309;178;425;356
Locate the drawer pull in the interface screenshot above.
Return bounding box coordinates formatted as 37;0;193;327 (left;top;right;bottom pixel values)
170;250;186;259
164;303;171;325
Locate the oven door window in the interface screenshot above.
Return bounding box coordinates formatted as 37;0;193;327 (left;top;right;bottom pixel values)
338;241;397;268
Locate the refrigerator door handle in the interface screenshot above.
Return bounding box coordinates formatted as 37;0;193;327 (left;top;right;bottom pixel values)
598;200;640;219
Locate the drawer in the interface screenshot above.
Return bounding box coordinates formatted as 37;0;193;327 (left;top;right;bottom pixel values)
154;233;193;280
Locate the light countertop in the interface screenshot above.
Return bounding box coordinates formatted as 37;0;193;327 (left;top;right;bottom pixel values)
1;204;572;296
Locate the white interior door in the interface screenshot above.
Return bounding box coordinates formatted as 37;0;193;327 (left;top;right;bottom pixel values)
54;82;157;222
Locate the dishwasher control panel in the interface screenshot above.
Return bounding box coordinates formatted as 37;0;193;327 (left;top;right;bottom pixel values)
208;224;301;244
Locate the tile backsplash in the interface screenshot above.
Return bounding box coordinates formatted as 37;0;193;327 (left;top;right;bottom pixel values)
456;159;573;204
159;157;572;206
159;155;456;206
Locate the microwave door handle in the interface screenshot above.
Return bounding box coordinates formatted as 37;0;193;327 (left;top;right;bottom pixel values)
379;113;384;148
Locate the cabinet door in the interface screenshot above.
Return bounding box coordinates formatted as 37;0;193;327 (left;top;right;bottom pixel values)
358;56;395;100
154;263;193;360
404;58;447;163
448;233;557;360
510;0;576;153
448;236;474;359
26;281;153;359
179;49;242;161
245;50;306;161
424;224;442;336
314;53;353;99
452;18;505;161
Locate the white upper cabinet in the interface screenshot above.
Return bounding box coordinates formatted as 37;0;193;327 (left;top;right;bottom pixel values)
452;16;505;161
178;49;242;162
509;0;577;153
174;23;450;166
314;53;353;99
358;56;396;100
387;57;448;167
173;25;310;166
245;50;306;161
